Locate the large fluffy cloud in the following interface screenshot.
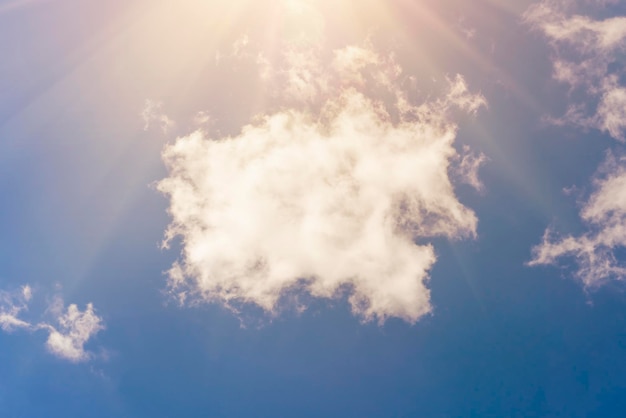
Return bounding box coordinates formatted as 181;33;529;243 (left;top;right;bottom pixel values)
0;287;104;362
159;44;486;323
530;154;626;286
525;0;626;140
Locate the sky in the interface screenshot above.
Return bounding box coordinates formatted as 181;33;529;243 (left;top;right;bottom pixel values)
1;0;626;416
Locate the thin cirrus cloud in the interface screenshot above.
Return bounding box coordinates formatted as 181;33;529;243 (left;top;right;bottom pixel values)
527;0;626;286
0;286;104;363
158;43;486;324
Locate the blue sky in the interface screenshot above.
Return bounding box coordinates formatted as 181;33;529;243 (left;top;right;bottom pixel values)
1;0;626;416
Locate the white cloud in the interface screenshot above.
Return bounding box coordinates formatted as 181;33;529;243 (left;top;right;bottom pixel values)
0;286;33;332
22;284;32;302
43;302;104;363
0;287;104;362
142;99;175;133
525;0;626;140
456;146;488;192
527;1;626;286
530;153;626;286
159;44;486;323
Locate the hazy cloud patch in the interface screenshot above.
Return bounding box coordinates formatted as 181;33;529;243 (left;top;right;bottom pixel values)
142;99;175;134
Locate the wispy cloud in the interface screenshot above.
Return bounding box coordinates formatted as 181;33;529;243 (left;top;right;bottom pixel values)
530;153;626;286
42;300;105;363
142;99;175;134
525;0;626;140
0;286;104;362
527;0;626;286
456;146;488;192
159;42;486;324
0;285;33;332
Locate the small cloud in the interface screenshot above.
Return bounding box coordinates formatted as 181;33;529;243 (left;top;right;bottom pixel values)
456;145;488;192
456;16;477;40
0;313;32;332
43;302;104;363
193;111;213;126
22;285;32;302
529;153;626;286
525;0;626;141
0;286;104;363
0;286;33;332
142;99;175;134
159;43;486;324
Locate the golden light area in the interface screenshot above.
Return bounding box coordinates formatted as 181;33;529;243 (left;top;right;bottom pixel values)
88;0;486;111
